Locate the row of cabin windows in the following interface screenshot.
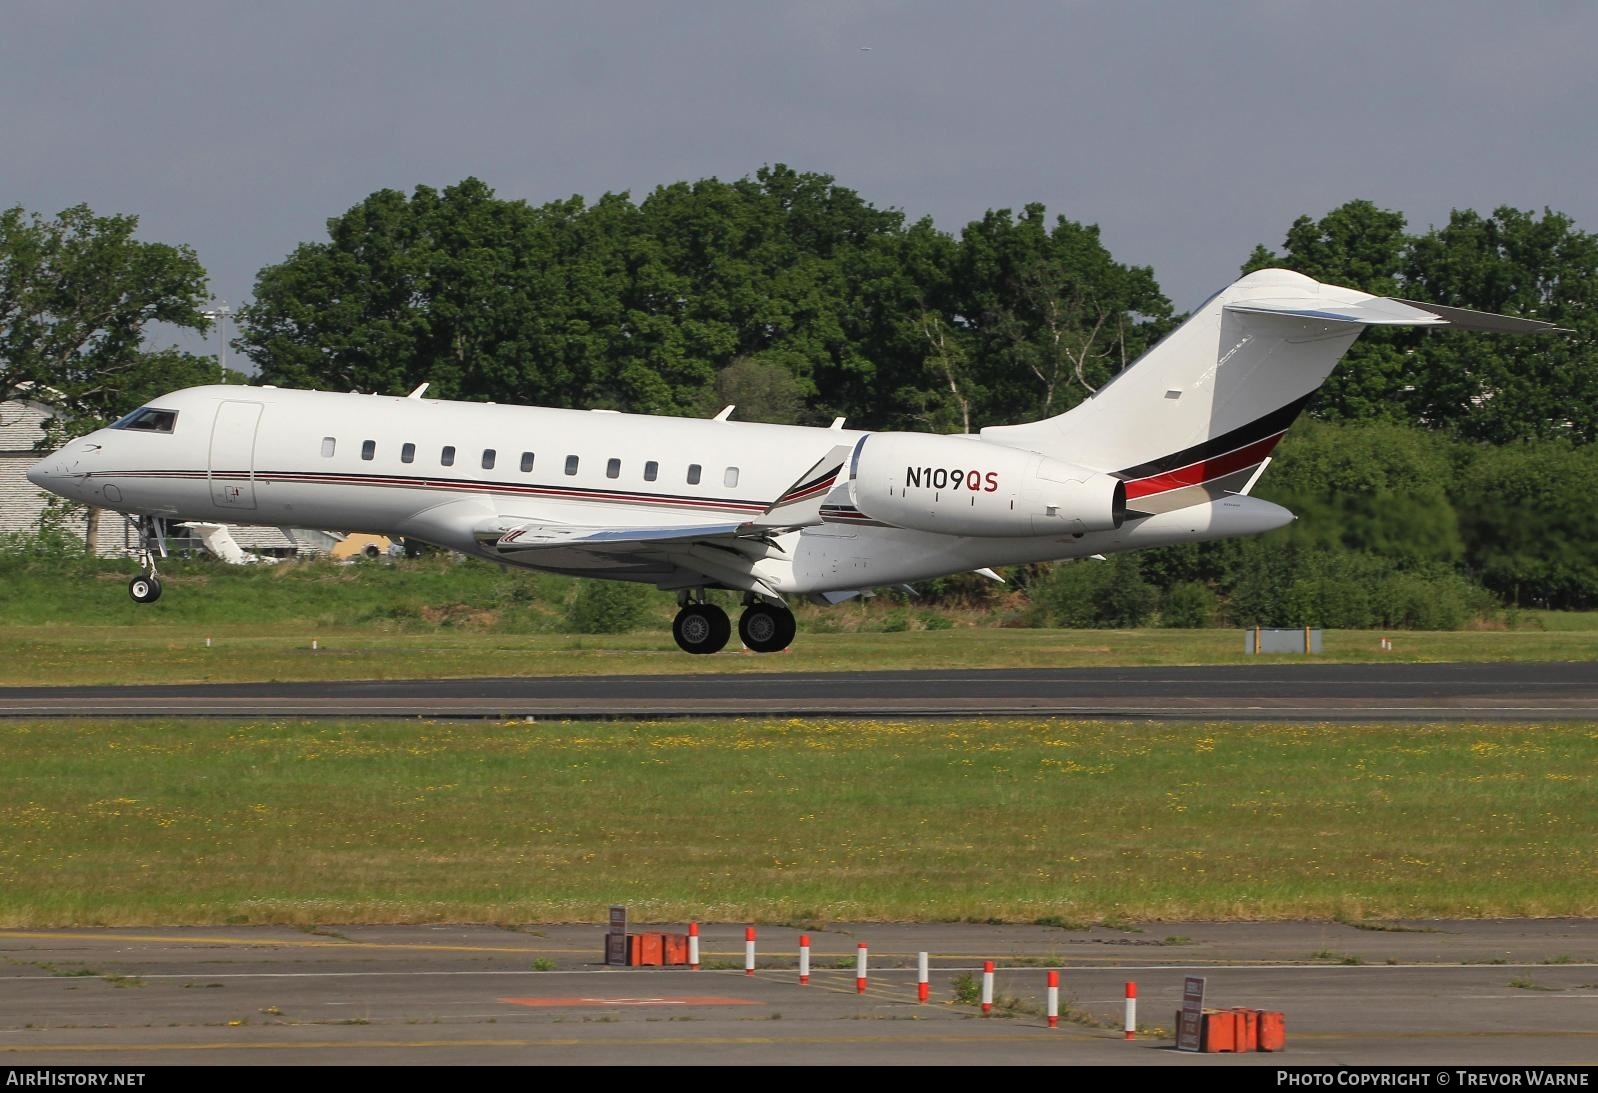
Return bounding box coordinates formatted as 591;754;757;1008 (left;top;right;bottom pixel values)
322;437;739;487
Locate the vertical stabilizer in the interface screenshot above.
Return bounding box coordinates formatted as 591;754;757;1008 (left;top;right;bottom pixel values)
979;269;1446;513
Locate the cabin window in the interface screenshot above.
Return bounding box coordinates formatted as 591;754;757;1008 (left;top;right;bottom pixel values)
401;442;415;464
441;445;455;467
320;437;336;458
686;464;701;485
361;440;376;461
606;458;621;479
565;455;579;476
643;461;658;482
112;407;178;433
520;452;534;473
724;466;739;487
482;449;496;470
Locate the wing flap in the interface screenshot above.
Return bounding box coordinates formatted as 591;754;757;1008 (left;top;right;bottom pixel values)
492;521;747;554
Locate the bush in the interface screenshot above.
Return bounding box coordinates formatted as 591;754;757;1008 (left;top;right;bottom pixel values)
1028;555;1156;629
564;580;652;633
1160;581;1217;628
1374;571;1474;630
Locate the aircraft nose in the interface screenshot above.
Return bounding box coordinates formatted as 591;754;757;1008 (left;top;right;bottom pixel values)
26;447;80;498
25;455;58;489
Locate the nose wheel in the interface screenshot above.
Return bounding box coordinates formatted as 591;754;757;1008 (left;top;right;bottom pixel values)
129;573;163;603
738;603;796;653
672;603;731;654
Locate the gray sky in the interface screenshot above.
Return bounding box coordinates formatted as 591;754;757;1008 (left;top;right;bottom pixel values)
7;1;1595;363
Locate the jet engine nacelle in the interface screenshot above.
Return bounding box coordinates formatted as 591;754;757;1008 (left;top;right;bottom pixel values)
847;433;1126;537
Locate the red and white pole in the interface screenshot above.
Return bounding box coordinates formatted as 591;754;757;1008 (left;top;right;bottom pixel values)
1124;981;1137;1040
688;921;700;971
981;961;995;1015
745;925;756;975
856;941;869;994
1047;970;1059;1028
917;952;929;1004
799;934;811;985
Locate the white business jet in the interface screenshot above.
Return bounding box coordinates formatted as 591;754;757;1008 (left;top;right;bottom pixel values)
27;268;1556;654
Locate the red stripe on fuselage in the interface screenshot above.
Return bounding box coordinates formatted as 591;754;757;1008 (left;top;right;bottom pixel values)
1123;432;1283;500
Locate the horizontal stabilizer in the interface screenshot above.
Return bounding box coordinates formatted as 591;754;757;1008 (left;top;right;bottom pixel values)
1389;298;1568;334
1226;297;1448;326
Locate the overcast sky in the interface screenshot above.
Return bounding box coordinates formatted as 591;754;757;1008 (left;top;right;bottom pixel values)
7;1;1595;363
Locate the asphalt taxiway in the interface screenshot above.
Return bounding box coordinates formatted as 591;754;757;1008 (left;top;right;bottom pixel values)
1;661;1595;720
1;921;1594;1067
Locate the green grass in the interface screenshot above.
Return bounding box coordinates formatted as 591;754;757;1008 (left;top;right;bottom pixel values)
1;552;1593;685
0;717;1592;926
2;622;1594;687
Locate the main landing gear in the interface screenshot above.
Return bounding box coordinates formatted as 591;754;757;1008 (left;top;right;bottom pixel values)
128;515;166;604
671;592;797;655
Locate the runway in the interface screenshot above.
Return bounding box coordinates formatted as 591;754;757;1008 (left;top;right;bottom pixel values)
1;921;1593;1067
0;661;1594;720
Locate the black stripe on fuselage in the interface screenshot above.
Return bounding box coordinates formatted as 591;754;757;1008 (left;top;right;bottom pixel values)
1113;394;1314;480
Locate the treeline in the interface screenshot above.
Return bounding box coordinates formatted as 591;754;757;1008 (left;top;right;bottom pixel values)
4;169;1596;621
236;166;1174;434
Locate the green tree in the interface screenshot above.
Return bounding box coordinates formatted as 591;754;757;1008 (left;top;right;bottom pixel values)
951;204;1172;428
1400;207;1598;443
239;167;918;421
0;203;211;428
1254;419;1465;569
1453;439;1598;609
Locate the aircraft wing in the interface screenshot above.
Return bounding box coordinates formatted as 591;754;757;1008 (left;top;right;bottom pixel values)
485;518;786;600
491;521;749;554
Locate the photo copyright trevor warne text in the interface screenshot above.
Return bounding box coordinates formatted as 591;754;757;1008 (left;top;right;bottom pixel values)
1276;1072;1590;1088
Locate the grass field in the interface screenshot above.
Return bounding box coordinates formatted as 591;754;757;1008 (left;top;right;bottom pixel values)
2;550;1593;685
3;623;1595;687
1;717;1592;927
4;551;1592;930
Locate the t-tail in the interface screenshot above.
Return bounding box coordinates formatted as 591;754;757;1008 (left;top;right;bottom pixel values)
980;267;1560;516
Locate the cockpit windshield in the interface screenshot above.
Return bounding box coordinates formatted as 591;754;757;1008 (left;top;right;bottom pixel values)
111;407;178;433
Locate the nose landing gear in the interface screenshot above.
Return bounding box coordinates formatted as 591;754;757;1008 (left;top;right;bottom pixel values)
128;514;167;604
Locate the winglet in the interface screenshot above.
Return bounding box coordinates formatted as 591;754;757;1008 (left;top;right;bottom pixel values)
743;444;854;531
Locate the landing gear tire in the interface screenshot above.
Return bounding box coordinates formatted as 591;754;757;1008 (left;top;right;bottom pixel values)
129;573;162;604
673;604;731;655
738;603;796;653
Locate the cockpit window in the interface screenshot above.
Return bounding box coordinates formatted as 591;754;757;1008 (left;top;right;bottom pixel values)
111;407;178;433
